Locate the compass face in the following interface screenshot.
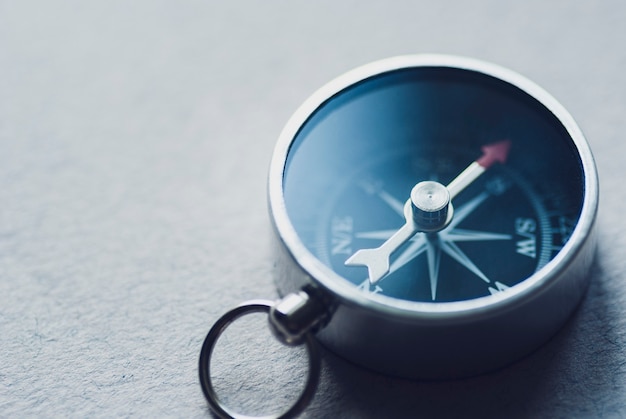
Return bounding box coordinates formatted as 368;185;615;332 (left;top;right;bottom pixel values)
282;64;585;304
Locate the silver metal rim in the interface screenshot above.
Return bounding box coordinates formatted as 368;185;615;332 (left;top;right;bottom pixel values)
268;54;599;322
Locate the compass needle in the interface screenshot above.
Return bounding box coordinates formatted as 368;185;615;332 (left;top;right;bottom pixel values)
346;219;418;284
345;248;389;284
345;139;510;284
446;139;511;198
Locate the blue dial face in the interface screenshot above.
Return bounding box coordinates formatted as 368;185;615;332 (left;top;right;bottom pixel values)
283;67;584;303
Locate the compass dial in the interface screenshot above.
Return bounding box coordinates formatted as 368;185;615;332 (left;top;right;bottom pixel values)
283;64;584;305
317;147;568;302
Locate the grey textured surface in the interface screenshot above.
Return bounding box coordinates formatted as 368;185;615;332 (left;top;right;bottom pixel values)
1;1;626;418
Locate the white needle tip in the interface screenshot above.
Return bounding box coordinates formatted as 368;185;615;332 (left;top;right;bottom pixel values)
345;249;389;284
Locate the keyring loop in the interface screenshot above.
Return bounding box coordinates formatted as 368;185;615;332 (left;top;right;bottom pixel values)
198;300;320;419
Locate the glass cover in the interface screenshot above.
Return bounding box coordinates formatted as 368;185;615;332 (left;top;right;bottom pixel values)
283;67;584;303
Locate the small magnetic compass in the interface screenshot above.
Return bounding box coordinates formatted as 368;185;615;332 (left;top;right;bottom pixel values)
199;55;598;419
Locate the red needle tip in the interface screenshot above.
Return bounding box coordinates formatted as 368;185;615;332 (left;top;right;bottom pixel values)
476;139;512;168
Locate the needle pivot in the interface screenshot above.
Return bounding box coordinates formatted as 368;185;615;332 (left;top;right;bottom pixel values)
410;181;451;232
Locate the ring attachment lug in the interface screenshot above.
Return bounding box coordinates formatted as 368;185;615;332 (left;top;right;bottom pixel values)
270;288;331;346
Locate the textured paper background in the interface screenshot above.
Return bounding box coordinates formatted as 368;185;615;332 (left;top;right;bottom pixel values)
1;1;625;417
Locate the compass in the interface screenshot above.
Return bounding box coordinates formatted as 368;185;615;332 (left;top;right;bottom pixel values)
199;55;598;418
271;54;598;377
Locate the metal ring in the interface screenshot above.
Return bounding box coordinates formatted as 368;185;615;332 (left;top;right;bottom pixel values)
198;300;320;419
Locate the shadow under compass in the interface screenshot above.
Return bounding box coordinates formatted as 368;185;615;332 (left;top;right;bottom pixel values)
308;257;624;418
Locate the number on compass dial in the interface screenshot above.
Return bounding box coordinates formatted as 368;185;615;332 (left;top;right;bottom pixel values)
319;140;572;303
